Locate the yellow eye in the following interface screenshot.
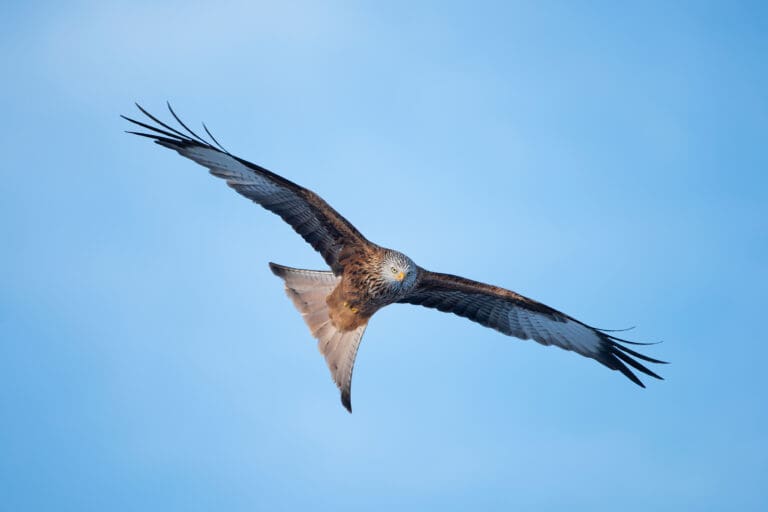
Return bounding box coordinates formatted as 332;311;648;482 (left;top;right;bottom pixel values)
391;266;398;274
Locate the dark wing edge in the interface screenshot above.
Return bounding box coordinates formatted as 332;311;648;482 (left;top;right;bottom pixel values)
399;270;667;387
122;102;368;272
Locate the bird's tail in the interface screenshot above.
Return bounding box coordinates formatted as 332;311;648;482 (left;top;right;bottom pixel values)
269;263;367;412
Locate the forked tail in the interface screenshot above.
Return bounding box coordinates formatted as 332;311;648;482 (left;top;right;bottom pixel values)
269;263;367;412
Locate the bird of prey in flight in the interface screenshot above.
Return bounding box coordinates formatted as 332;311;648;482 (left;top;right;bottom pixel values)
123;104;665;412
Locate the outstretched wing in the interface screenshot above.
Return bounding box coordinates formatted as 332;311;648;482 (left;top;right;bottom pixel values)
122;103;367;273
399;270;666;386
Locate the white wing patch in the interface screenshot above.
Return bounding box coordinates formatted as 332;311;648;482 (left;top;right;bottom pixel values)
168;144;287;199
508;308;602;356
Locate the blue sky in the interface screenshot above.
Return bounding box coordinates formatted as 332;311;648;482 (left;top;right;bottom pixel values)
2;1;766;510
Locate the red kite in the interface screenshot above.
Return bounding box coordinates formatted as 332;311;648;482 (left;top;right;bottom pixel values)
124;104;665;412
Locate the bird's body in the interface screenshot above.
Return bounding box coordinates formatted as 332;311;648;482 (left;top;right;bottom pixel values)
324;246;389;331
124;104;666;412
331;245;412;325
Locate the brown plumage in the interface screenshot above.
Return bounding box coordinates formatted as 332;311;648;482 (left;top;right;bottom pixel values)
123;104;667;412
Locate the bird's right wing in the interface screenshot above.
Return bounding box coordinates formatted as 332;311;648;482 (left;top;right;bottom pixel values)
123;103;368;273
400;270;666;386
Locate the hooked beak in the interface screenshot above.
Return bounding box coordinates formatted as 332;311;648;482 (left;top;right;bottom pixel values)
396;271;405;282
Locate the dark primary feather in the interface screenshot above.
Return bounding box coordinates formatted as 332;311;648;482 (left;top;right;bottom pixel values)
401;270;666;386
122;103;367;273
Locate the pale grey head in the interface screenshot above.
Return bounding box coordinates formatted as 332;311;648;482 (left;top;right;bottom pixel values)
380;250;419;297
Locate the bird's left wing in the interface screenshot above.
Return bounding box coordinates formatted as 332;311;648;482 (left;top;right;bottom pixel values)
122;104;367;273
399;270;666;386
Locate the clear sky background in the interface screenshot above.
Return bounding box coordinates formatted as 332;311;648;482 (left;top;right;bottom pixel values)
2;1;766;510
